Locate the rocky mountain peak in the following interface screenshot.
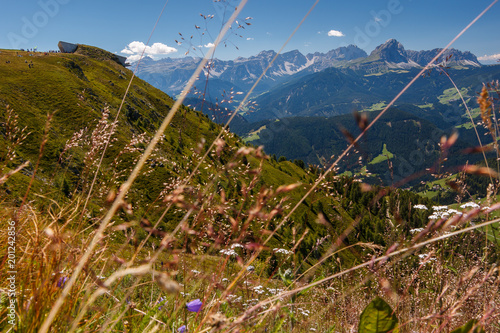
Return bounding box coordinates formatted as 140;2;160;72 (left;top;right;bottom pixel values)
256;50;277;59
325;45;368;60
370;39;407;63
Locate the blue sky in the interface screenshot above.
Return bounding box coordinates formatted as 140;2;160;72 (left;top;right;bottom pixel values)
1;0;499;63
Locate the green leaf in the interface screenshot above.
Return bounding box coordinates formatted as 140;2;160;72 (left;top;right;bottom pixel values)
450;319;485;333
446;265;458;275
270;313;286;333
358;297;399;333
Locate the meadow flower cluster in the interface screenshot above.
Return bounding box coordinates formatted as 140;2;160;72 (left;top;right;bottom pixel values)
273;248;293;255
428;205;463;220
460;201;481;209
219;249;237;256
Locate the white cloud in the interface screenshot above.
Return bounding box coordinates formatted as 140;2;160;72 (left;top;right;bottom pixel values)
478;53;500;62
327;29;345;37
125;54;143;62
121;48;135;55
121;41;177;61
204;42;215;48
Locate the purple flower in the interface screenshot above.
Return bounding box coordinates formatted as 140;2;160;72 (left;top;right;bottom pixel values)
186;299;202;312
178;325;187;333
157;296;167;310
57;276;68;288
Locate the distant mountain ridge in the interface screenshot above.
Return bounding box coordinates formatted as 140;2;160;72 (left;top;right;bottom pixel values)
134;44;368;97
406;48;481;67
133;39;481;97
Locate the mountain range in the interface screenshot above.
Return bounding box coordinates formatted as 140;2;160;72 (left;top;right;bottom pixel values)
134;39;481;98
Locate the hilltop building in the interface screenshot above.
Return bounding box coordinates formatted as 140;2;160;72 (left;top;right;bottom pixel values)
58;41;129;67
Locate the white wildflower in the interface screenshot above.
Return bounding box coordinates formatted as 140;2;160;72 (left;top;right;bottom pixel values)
460;202;480;209
273;248;293;255
418;253;436;263
220;249;237;256
253;285;265;294
446;209;461;215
